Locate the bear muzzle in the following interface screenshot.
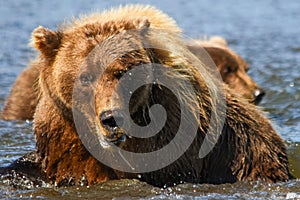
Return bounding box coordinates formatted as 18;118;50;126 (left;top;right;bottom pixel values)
252;88;266;105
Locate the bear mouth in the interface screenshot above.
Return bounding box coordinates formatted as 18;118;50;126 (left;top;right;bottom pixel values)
96;125;127;148
103;127;127;144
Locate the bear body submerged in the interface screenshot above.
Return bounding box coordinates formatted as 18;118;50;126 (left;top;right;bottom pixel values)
0;5;291;187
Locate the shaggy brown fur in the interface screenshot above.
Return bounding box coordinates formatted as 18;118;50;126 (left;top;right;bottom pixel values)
1;5;290;187
0;62;39;120
188;37;265;104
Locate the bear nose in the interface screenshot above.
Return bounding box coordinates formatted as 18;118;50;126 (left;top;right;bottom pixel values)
253;88;266;105
100;110;126;143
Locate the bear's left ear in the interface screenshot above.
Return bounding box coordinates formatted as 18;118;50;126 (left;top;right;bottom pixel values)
30;26;63;57
133;18;150;34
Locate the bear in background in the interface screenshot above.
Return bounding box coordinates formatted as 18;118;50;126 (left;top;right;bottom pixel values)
188;36;265;105
0;5;290;187
0;61;40;120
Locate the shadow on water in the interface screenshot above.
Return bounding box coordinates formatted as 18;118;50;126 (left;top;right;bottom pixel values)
0;0;300;199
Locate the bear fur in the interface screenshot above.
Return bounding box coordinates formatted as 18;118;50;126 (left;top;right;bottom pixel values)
0;61;40;120
188;36;265;104
1;37;264;121
1;5;290;187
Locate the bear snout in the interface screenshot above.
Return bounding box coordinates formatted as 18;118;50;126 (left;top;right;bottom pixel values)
253;88;266;104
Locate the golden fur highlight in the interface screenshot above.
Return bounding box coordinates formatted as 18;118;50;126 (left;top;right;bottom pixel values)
62;4;182;34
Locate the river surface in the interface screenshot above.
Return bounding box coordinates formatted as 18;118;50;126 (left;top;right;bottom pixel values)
0;0;299;199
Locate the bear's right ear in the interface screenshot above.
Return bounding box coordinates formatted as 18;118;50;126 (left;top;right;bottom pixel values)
31;26;63;57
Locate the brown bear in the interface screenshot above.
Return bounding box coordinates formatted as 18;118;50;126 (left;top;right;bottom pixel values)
0;36;264;121
0;61;40;120
188;36;265;104
1;5;291;187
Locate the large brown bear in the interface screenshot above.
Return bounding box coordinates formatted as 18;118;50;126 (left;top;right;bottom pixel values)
1;5;291;187
188;37;265;104
0;36;264;121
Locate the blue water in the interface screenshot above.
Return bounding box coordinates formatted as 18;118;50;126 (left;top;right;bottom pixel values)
0;0;299;199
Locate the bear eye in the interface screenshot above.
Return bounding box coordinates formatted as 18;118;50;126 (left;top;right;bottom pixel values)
79;73;94;86
223;66;236;74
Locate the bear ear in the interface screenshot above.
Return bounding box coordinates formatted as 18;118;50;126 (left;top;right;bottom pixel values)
31;26;63;57
133;18;150;33
209;36;228;47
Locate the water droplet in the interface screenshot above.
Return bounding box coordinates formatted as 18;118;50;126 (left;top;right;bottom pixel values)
137;174;141;179
286;192;298;199
120;135;127;142
128;72;132;76
129;91;133;94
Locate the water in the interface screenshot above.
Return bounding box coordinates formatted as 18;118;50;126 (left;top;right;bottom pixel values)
0;0;299;199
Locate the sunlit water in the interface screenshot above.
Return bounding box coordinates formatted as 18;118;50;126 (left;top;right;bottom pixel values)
0;0;299;199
